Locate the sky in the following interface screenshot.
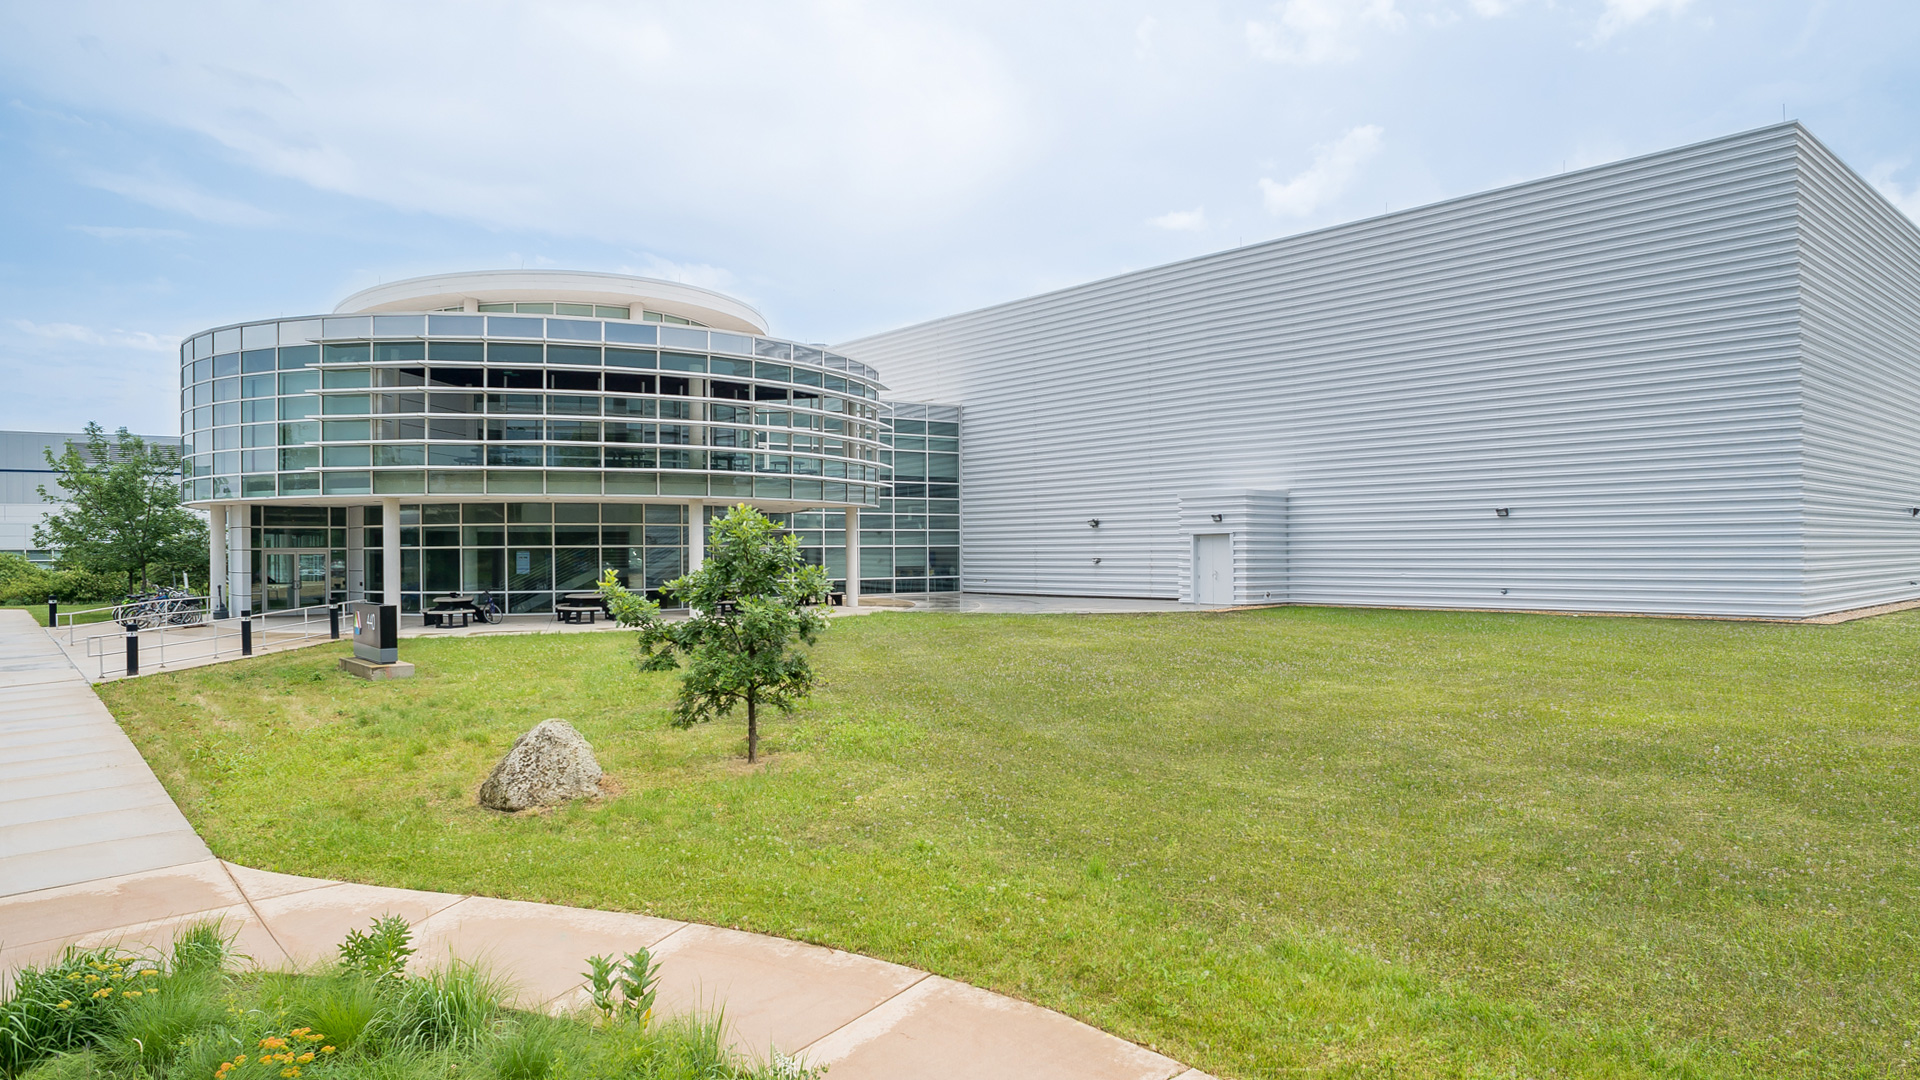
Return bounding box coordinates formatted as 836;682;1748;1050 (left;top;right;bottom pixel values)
0;0;1915;435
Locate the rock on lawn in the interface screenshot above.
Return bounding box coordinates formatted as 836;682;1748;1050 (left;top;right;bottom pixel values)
478;719;604;811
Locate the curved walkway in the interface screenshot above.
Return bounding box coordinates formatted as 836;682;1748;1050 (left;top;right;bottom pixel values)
0;611;1211;1080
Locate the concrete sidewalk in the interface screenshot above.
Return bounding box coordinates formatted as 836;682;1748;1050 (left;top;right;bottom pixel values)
0;608;1212;1080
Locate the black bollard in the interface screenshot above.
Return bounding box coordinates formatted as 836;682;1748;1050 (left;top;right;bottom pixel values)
241;609;253;656
329;603;340;640
124;623;139;677
47;595;57;628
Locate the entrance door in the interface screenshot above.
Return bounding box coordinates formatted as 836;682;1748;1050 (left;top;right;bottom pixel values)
1193;533;1232;604
265;554;296;611
298;553;328;608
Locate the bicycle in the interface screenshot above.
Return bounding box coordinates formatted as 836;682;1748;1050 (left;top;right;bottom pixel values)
475;590;504;625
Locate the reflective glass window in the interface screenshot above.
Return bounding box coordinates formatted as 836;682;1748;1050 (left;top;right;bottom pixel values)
487;445;543;467
427;314;484;336
322;395;370;415
429;418;483;440
548;344;601;366
323;445;371;467
547;319;601;342
486;418;542;441
549;395;600;415
322;420;371;441
374;341;425;363
487;393;544;414
486;316;543;337
278;345;319;370
373;445;424;467
242;349;276;373
322;343;370;365
606;348;656;369
279;397;318;420
427;444;484;466
322;368;371;388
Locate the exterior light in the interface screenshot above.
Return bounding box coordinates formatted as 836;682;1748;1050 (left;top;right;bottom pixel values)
1210;513;1223;522
1087;518;1100;528
1494;507;1510;518
1093;557;1102;564
1911;508;1919;517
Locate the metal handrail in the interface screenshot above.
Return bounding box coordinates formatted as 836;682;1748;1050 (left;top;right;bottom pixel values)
82;600;344;680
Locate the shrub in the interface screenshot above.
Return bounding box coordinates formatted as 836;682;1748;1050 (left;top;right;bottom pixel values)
0;556;126;607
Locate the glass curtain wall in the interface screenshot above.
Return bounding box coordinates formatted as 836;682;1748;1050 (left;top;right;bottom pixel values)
361;502;688;614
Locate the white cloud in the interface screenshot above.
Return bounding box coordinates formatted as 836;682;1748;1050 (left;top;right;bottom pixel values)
1147;207;1207;231
12;319;175;352
79;170;277;226
617;256;738;293
71;225;191;241
1259;126;1384;216
0;4;1030;244
1247;0;1404;65
1595;0;1691;40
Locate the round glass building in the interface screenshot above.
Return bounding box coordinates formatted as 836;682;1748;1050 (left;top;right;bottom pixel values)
180;270;891;617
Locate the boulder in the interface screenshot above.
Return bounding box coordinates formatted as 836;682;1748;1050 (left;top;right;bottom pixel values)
477;720;603;811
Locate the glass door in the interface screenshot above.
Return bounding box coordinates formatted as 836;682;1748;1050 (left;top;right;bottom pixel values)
298;553;328;608
265;554;296;611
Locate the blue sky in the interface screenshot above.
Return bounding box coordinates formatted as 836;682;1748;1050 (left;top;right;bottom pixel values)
0;0;1915;435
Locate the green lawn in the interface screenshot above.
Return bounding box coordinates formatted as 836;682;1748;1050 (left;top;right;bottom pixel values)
98;608;1920;1079
3;603;119;628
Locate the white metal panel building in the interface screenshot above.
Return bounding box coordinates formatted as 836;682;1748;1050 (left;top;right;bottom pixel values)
837;124;1920;618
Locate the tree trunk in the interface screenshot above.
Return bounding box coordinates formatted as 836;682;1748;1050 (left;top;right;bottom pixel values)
746;690;758;763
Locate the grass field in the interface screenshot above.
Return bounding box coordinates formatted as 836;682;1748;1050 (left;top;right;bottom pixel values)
98;608;1920;1079
3;602;120;628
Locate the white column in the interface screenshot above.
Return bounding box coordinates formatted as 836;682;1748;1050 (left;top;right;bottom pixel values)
207;503;228;616
687;502;705;573
381;497;402;609
844;506;860;609
229;503;251;615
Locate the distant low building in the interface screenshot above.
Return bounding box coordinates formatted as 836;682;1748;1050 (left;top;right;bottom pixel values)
0;430;184;566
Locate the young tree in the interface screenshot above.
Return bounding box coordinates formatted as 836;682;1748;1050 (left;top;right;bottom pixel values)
598;504;832;763
35;423;206;594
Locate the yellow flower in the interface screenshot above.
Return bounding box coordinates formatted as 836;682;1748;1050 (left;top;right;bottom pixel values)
84;974;99;983
297;1052;314;1063
282;1068;300;1078
54;1000;71;1010
320;1046;335;1055
92;987;113;998
141;969;159;977
124;990;142;998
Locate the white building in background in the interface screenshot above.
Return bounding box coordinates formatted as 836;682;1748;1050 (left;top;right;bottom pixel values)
1;431;182;566
838;123;1920;619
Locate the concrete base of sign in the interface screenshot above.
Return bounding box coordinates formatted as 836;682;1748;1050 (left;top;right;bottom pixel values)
339;657;416;681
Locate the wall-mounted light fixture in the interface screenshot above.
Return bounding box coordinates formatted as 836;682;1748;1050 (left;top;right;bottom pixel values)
1092;557;1102;564
1087;518;1100;528
1494;507;1510;518
1210;513;1224;522
1910;508;1918;517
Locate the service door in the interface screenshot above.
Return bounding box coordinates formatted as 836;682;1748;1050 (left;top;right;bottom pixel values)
1194;533;1232;604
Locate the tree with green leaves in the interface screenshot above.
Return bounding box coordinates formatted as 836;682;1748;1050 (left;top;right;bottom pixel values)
598;503;832;763
34;423;206;595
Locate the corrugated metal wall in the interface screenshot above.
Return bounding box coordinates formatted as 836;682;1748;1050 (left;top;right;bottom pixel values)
840;124;1919;617
1795;133;1920;613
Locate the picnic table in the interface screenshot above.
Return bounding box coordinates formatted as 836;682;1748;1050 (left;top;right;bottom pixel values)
556;590;607;624
424;593;476;628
